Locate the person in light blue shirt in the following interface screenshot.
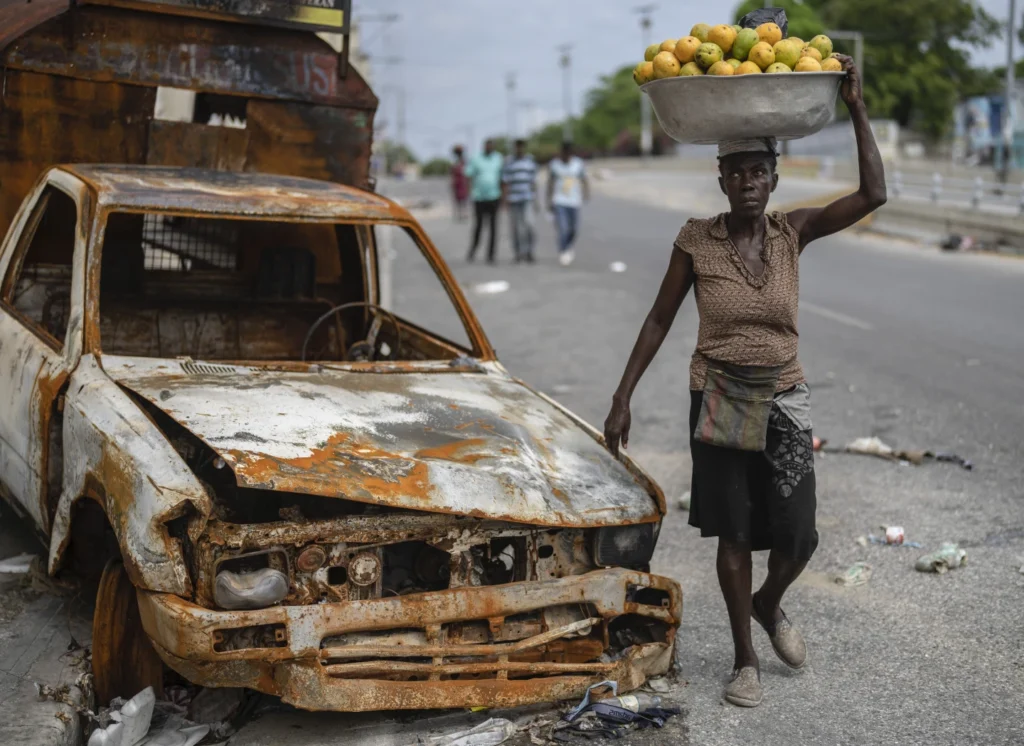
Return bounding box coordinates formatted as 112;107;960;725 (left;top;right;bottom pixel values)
465;139;506;263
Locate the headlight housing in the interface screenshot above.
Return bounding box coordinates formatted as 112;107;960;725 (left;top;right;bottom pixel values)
592;523;658;568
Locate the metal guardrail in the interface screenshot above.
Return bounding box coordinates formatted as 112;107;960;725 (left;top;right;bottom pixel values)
889;171;1024;215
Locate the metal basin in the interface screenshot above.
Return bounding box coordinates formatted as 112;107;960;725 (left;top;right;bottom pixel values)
642;72;845;144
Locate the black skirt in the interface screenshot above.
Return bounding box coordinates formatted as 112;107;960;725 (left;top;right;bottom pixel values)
688;390;819;561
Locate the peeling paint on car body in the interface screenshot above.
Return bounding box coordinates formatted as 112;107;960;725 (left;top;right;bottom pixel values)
102;355;661;527
0;164;680;712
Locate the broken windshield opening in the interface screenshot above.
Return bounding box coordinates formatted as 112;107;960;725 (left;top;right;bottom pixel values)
97;212;475;363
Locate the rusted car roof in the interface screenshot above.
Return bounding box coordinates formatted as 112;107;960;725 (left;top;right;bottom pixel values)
103;356;663;528
61;165;405;221
0;0;69;53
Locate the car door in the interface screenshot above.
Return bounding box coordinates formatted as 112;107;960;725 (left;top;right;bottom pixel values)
0;173;88;535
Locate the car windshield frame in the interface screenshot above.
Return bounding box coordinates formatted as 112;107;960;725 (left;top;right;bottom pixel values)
85;206;495;367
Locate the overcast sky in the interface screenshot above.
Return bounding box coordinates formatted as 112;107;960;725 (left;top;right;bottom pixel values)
354;0;1021;160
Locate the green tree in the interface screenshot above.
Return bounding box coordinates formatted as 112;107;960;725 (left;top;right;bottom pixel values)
524;65;674;156
732;0;1002;140
376;140;418;172
421;158;451;177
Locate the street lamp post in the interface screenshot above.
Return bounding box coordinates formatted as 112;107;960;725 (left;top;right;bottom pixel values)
1001;0;1017;180
635;5;656;159
559;44;573;142
506;72;517;149
827;30;864;78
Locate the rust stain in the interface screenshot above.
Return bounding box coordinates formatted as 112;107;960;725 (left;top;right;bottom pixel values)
414;438;491;465
234;430;434;503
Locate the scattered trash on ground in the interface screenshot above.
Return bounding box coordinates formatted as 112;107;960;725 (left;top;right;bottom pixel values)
473;280;510;295
644;676;672;694
812;436;827;452
858;533;924;549
835;562;873;587
822;437;973;470
85;686;236;746
884;525;905;545
609;262;627;273
678;491;691;511
187;686;246;728
88;687;157;746
419;717;518;746
0;552;36;573
915;543;968;574
941;234;983;252
555;681;680;740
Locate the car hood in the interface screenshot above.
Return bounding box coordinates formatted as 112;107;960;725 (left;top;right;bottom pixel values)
102;356;661;527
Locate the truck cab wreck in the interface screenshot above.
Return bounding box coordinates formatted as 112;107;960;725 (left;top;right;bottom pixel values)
0;1;681;714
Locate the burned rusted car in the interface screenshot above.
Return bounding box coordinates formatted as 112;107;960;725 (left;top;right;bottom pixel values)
0;164;681;711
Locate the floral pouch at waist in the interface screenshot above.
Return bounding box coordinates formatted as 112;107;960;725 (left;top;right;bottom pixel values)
694;361;784;452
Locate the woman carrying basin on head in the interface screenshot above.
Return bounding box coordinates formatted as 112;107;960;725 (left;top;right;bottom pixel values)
603;56;885;708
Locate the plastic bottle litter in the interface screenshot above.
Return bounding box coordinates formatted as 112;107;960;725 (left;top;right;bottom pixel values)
915;543;967;574
598;694;662;714
835;562;872;587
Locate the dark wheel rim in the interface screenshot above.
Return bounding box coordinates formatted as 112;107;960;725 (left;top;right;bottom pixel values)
92;560;165;705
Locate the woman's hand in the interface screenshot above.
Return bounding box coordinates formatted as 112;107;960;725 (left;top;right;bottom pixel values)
834;54;863;108
604;396;632;458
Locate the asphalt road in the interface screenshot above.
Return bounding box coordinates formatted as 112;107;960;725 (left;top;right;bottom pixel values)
378;176;1024;746
2;175;1022;745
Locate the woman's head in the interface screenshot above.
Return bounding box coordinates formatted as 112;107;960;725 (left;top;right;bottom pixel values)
717;139;779;218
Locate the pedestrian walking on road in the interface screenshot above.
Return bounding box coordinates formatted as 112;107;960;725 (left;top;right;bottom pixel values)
546;141;589;266
603;56;886;709
503;139;539;263
465;139;505;264
450;145;469;222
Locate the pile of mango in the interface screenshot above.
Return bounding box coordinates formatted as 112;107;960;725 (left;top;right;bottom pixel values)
634;23;839;84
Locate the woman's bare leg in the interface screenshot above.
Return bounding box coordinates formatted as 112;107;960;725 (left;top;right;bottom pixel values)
754;550;807;625
717;539;759;671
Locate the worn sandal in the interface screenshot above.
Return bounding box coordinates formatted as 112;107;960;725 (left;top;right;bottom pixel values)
752;595;807;669
724;666;763;708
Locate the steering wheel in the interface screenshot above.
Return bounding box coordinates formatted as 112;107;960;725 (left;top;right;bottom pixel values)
301;301;403;362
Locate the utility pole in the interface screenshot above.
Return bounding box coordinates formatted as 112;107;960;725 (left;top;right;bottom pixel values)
635;4;656;159
506;72;517;149
360;13;404;169
559;44;573;142
1002;0;1018;180
827;30;864;80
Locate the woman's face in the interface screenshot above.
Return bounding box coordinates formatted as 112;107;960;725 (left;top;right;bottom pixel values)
718;153;778;218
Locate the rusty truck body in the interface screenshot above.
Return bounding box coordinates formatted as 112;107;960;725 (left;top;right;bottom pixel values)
0;0;681;714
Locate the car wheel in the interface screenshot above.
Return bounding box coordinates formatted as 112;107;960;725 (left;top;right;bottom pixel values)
92;560;165;705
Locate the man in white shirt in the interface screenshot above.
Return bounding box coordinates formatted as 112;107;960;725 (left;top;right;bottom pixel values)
546;141;590;266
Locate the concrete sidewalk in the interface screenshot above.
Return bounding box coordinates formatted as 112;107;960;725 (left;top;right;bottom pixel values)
0;509;89;746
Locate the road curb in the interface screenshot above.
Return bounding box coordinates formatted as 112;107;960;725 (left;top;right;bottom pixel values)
0;589;88;746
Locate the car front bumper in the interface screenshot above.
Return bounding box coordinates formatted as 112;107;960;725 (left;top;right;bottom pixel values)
137;567;682;711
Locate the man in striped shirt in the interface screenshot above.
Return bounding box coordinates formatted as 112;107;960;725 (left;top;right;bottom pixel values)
502;139;539;263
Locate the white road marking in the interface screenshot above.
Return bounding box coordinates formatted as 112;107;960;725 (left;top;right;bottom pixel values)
800;301;874;331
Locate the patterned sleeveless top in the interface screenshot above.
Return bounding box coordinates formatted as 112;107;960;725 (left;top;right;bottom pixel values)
674;211;805;392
